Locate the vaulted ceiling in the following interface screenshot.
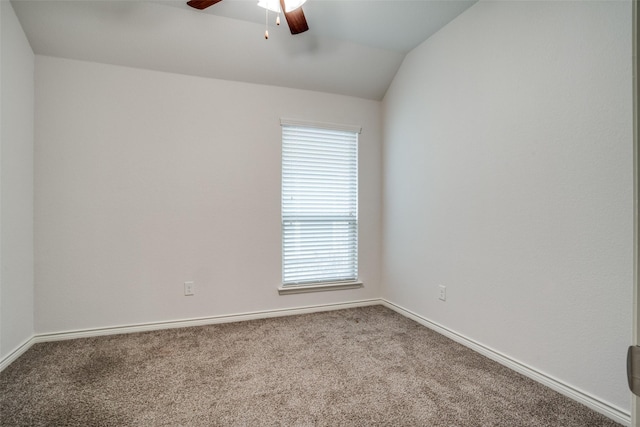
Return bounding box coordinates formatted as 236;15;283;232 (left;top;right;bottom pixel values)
12;0;476;100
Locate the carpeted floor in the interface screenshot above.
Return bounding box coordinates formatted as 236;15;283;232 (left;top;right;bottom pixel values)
0;306;621;426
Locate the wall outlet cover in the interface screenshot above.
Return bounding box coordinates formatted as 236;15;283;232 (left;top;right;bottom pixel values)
184;281;195;296
438;285;446;301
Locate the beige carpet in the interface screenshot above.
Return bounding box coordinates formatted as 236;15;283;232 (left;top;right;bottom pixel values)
0;306;621;426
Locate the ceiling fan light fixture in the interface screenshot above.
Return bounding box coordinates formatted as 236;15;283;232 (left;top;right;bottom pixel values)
283;0;306;12
257;0;306;13
257;0;279;13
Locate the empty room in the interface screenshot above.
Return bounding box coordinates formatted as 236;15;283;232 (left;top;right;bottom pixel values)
0;0;635;425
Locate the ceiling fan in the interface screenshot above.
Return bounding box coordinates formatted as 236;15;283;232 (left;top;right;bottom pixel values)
186;0;309;36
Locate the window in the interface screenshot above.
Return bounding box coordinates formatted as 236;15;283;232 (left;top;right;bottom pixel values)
281;120;360;290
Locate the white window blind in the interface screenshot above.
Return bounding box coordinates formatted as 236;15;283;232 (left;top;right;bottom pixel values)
282;124;358;286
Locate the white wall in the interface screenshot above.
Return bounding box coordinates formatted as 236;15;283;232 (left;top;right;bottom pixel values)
0;1;35;360
34;56;382;333
383;0;632;413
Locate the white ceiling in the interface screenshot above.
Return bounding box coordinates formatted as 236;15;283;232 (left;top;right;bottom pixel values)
11;0;476;100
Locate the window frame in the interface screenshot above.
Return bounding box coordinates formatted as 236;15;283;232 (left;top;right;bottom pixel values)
278;119;363;295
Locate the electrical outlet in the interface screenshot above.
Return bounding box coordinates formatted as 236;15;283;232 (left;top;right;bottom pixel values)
184;281;195;296
438;285;446;301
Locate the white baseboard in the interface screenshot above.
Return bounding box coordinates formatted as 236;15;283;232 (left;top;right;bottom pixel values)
0;298;382;371
381;299;631;427
0;337;36;372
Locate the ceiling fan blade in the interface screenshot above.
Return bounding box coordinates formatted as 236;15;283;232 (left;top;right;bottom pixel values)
279;0;309;35
187;0;222;10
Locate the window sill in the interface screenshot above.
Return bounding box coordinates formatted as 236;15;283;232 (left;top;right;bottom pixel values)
278;281;364;295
